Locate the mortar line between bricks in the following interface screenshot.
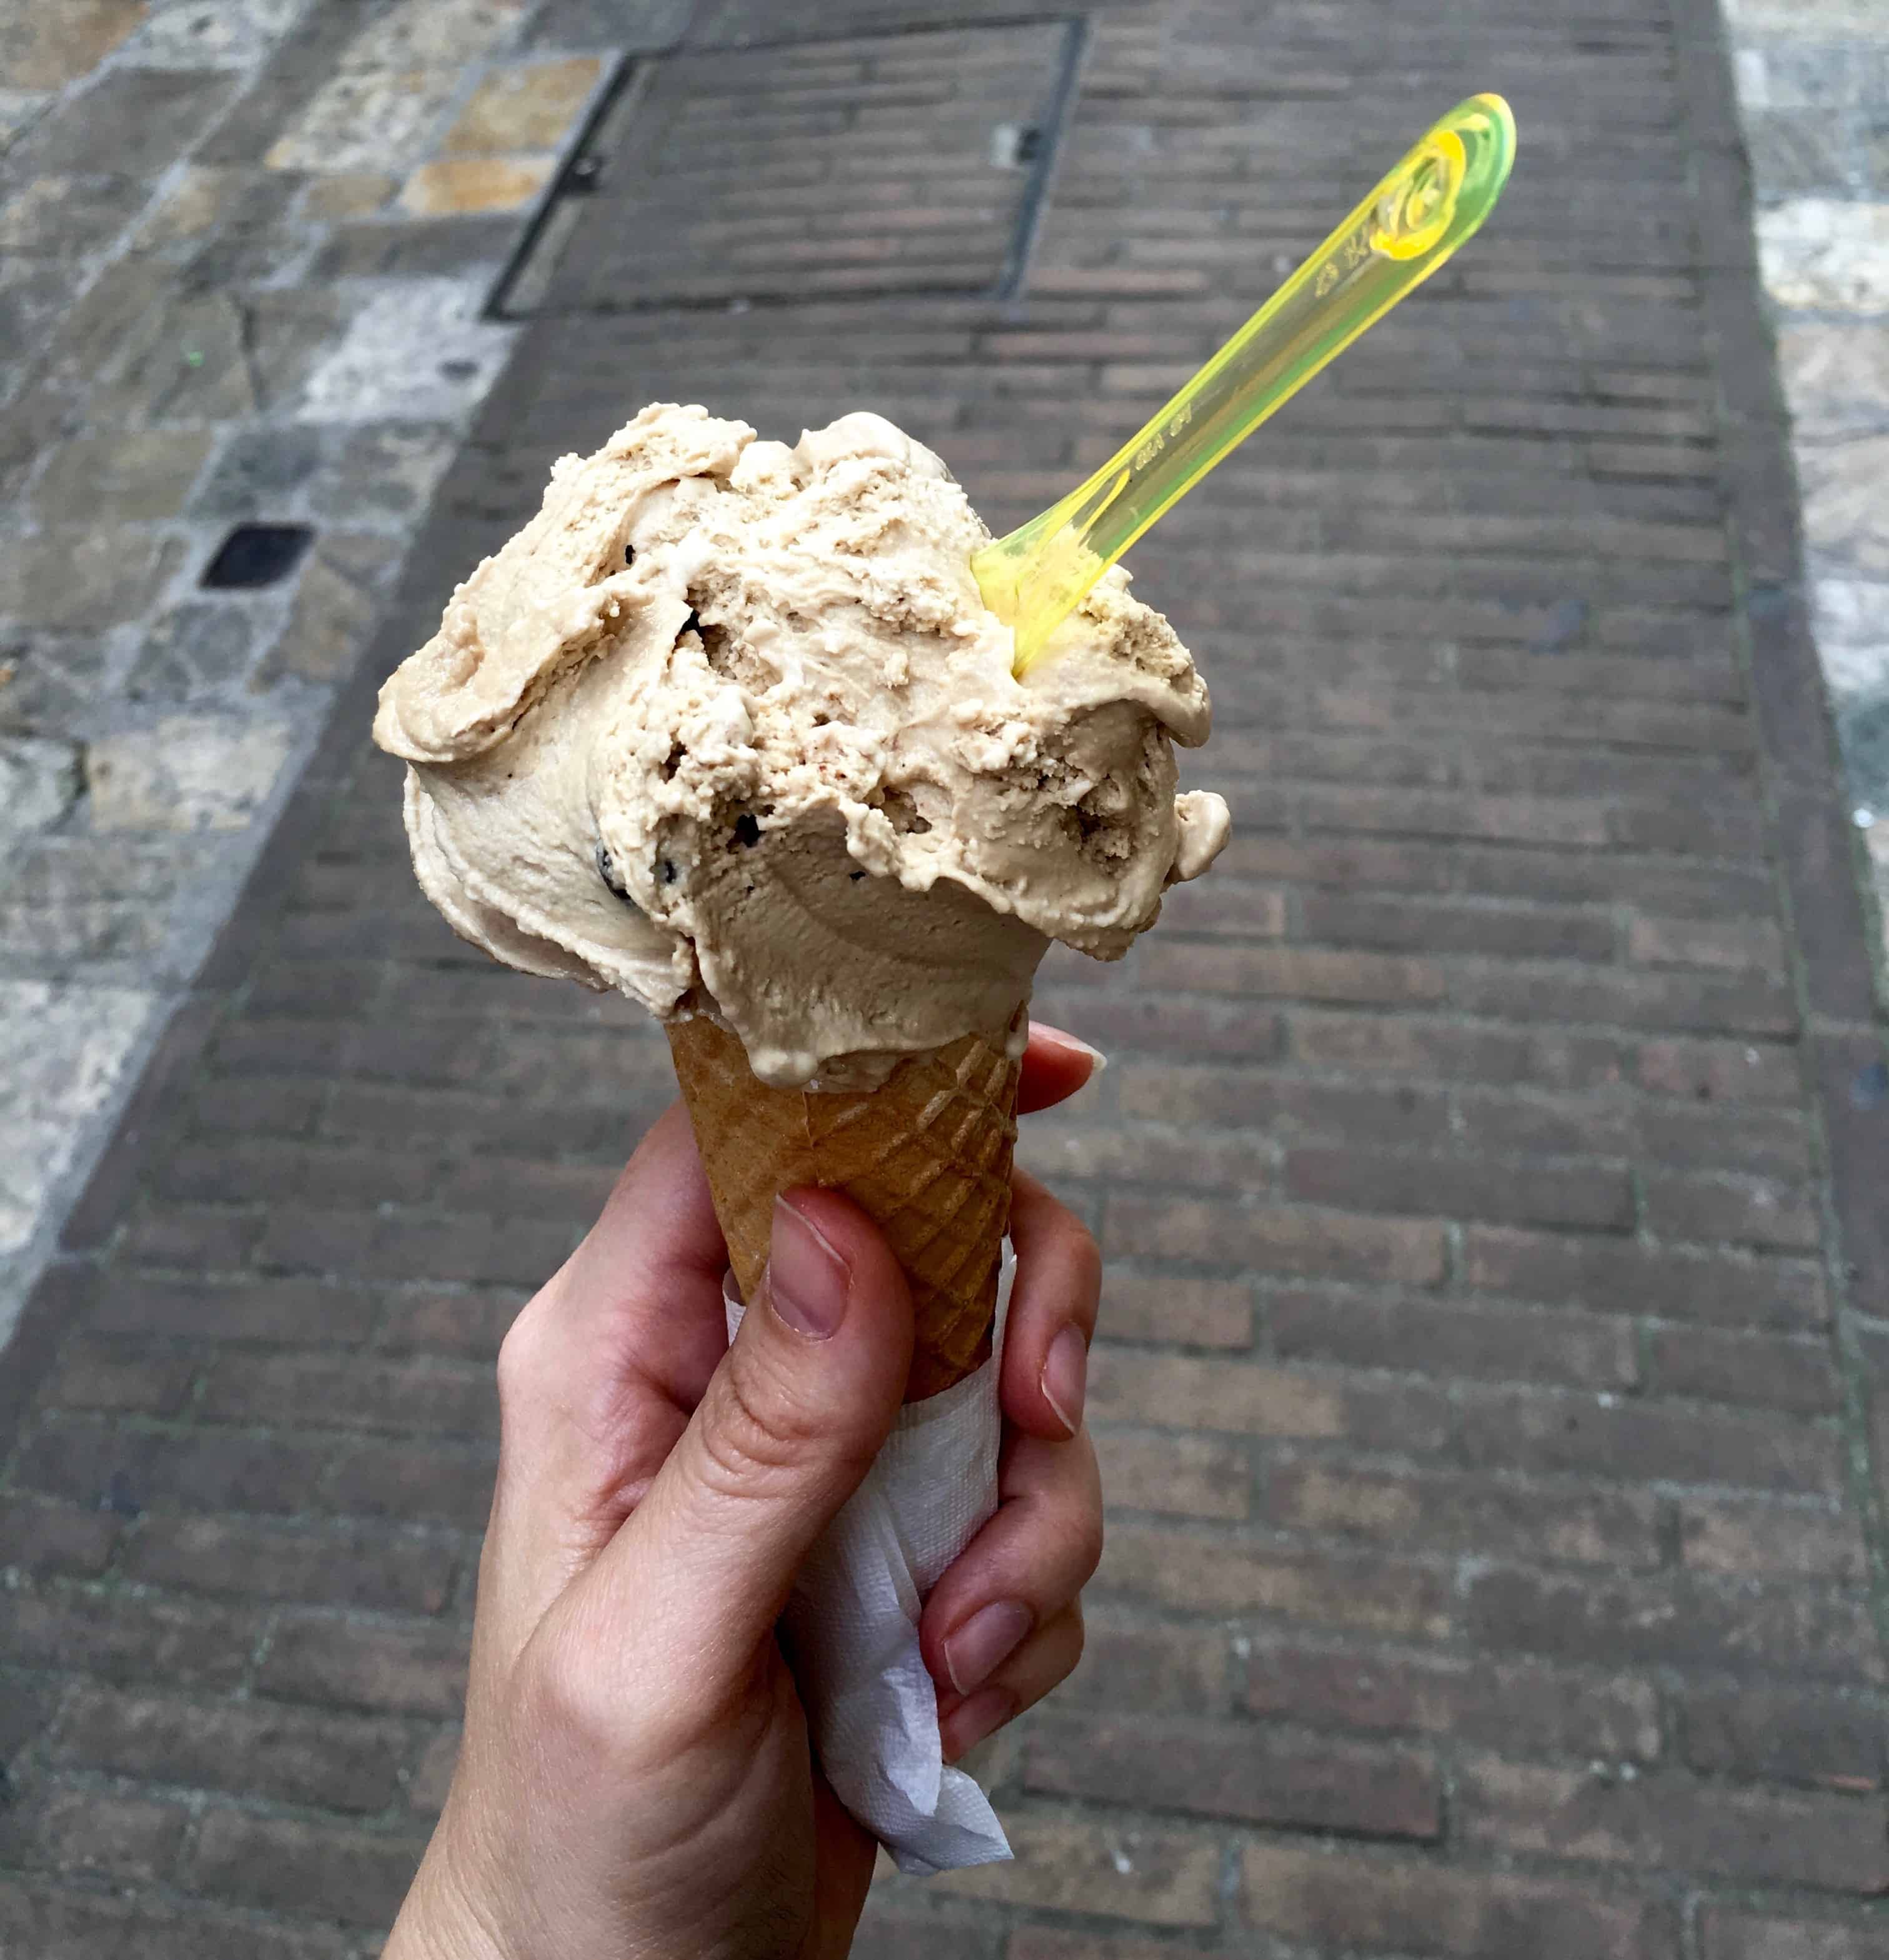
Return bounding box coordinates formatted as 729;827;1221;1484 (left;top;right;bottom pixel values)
1667;0;1889;1672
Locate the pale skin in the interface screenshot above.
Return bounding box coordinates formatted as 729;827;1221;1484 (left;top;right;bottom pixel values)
385;1026;1106;1960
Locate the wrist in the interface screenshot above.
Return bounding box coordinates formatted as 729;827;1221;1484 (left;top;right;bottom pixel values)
386;1828;513;1960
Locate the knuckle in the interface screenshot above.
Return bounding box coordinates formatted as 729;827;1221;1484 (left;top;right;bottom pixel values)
493;1296;553;1415
700;1345;866;1498
1071;1506;1105;1588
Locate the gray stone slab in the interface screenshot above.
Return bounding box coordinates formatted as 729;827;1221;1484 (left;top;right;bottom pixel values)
0;634;111;733
0;173;149;257
31;428;216;522
255;531;400;685
1743;108;1862;199
116;0;309;70
309;422;457;525
526;0;690;51
126;602;260;702
0;980;153;1260
0;737;81;847
8;67;237;177
309;215;520;282
1836;692;1889;813
0;532;186;634
190;424;324;517
87;714;294;833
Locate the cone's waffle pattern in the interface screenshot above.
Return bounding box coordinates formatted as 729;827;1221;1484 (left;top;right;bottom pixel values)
667;1015;1021;1400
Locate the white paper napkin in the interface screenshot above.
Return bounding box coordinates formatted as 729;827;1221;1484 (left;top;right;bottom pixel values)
724;1252;1014;1875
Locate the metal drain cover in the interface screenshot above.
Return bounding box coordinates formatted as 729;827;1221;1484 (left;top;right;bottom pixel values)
532;21;1078;311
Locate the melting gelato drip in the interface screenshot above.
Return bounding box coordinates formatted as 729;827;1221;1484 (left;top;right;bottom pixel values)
375;404;1230;1085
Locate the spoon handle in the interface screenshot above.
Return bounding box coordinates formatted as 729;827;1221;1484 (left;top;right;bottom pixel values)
976;92;1517;675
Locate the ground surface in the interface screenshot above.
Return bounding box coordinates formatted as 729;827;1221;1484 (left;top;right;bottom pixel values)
4;1;1889;1956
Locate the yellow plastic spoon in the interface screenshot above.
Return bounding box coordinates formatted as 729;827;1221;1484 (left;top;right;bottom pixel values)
975;92;1517;675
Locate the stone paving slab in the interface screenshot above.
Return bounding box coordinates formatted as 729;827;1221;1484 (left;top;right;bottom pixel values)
0;0;625;1343
2;1;1889;1957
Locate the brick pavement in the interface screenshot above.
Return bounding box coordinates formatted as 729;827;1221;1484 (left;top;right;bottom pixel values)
6;0;1889;1955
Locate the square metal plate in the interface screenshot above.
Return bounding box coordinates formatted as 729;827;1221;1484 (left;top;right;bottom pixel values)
518;20;1081;312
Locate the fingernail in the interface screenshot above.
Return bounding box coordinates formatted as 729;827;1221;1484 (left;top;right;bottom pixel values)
1042;1323;1088;1436
943;1598;1031;1696
766;1194;849;1340
941;1686;1018;1762
1043;1027;1108;1073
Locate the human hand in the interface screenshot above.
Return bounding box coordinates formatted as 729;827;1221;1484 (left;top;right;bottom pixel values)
385;1025;1106;1960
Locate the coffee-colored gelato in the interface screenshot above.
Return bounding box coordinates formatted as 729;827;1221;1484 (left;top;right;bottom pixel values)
375;402;1229;1085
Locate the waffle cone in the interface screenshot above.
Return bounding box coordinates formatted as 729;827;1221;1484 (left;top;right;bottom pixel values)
667;1013;1021;1401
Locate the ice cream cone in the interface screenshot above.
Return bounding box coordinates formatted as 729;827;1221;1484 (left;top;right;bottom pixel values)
666;1013;1021;1401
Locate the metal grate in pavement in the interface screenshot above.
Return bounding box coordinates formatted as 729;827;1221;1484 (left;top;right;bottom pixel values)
502;20;1084;315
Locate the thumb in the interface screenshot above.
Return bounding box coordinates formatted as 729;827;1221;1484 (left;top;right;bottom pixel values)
586;1188;915;1698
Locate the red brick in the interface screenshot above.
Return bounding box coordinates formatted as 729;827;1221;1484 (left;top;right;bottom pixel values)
257;1613;469;1714
1119;1064;1450;1148
1460;1756;1889;1893
52;1685;410;1811
1060;1611;1228;1717
1089;1348;1342;1437
1635;1098;1812;1176
1152;875;1287;937
14;1420;334;1516
1104;1196;1446;1286
1008;1935;1239;1960
1024;1710;1440;1839
1024;1120;1267;1193
1464;1225;1827;1328
187;1075;325;1137
405;1724;461;1814
1264;1460;1663;1568
320;1438;497;1530
0;1884;355;1960
1645;1326;1842;1413
197;1351;495;1437
186;1807;427;1926
1096;1428;1249;1520
1239;1841;1679;1958
1700;1909;1889;1959
1284;1147;1635;1231
1456;1386;1845;1493
1099;1525;1452;1639
6;1781;188;1883
40;1338;197;1415
1464;1565;1883;1683
1643;1170;1823;1250
1270;1287;1637;1390
1097;1270;1252;1349
1287;1008;1630;1092
1241;1639;1660;1761
854;1908;1003;1960
124;1512;458;1613
1141;941;1447;1005
156;1138;434;1209
1299;892;1616;962
937;1812;1218;1926
1677;1496;1870;1583
1628;913;1785;972
1453;1087;1636;1160
121;1202;262;1270
0;1589;258;1688
1638;1038;1802;1104
0;1495;121;1578
86;1273;383;1345
1678;1681;1888;1793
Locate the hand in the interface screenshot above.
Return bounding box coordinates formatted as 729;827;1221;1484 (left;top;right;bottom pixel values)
386;1026;1106;1960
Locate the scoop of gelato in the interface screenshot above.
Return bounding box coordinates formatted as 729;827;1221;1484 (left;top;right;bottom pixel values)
375;403;1229;1085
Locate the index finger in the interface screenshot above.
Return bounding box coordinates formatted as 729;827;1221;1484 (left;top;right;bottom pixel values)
1019;1023;1104;1115
1001;1168;1101;1441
